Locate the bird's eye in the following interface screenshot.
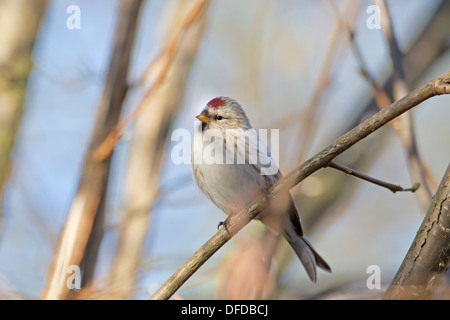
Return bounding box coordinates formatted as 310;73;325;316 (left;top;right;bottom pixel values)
216;115;223;120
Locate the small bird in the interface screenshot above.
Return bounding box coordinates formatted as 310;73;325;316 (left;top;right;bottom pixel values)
192;96;331;282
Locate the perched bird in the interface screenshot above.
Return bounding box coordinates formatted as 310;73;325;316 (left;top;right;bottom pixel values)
191;96;331;282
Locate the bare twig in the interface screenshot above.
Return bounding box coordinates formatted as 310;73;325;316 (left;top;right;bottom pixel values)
92;0;208;162
375;0;433;212
108;0;210;299
328;161;419;193
329;1;403;132
331;0;434;211
294;0;360;165
384;163;450;299
150;71;450;300
273;0;450;134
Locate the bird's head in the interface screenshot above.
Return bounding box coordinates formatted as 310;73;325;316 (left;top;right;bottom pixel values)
196;97;252;131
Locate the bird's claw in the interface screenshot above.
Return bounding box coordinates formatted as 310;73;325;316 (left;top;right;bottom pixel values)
217;219;230;233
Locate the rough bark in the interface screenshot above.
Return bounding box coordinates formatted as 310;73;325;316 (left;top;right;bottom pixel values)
384;163;450;300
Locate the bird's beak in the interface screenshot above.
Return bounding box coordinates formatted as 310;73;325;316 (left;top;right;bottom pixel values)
196;114;209;123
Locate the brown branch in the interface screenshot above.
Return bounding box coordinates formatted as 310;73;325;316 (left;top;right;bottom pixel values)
383;163;450;299
0;0;48;222
41;0;143;299
331;0;434;212
150;71;450;300
92;0;208;162
294;0;360;165
328;161;419;193
258;1;361;295
375;0;433;212
329;2;393;110
108;0;210;299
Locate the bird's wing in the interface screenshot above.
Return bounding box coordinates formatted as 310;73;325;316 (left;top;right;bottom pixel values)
233;130;304;236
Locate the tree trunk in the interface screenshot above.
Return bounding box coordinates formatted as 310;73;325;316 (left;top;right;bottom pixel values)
384;163;450;300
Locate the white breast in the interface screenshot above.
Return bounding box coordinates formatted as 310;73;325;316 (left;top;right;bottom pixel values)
191;125;278;216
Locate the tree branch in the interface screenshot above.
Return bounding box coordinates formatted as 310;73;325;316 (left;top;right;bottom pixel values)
328;161;419;193
375;0;434;212
108;0;210;299
92;0;209;162
0;0;48;229
150;71;450;300
41;0;143;299
383;163;450;299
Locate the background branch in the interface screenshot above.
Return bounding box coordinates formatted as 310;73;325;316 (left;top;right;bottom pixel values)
150;71;450;300
41;0;143;299
107;0;209;299
92;0;208;162
0;0;47;230
294;0;449;230
293;0;360;166
374;0;433;212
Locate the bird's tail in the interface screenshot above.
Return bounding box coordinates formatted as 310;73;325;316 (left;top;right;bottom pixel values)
284;230;331;283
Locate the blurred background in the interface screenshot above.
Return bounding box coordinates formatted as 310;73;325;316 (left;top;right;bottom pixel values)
0;0;449;299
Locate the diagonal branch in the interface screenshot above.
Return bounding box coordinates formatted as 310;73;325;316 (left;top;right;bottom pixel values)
150;71;450;300
41;0;143;299
294;0;360;166
375;0;433;212
328;161;419;193
108;0;210;299
92;0;208;162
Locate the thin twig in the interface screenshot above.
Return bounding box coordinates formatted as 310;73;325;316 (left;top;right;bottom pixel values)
92;0;208;161
332;0;434;211
328;161;419;193
108;0;210;299
294;0;360;165
374;0;433;212
150;71;450;300
328;1;397;121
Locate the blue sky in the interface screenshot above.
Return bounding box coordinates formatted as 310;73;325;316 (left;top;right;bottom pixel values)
0;0;448;299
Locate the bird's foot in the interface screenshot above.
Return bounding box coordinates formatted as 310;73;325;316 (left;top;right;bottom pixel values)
217;218;230;233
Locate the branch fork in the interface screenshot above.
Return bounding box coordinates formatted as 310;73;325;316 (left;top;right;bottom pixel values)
150;71;450;300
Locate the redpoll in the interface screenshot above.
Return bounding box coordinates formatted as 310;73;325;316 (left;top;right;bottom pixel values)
192;96;331;282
